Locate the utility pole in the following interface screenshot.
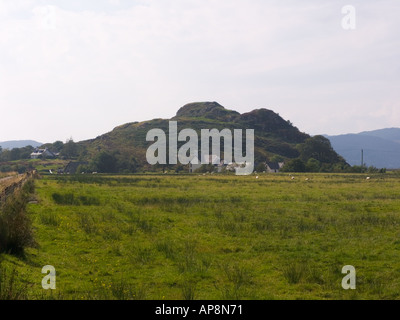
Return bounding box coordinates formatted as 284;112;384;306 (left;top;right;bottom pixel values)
361;149;364;168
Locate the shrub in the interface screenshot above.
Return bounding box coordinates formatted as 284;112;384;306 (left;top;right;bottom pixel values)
38;212;60;227
78;195;100;206
110;281;148;300
52;193;100;206
0;179;36;255
52;192;76;205
155;239;176;260
78;212;98;234
135;247;153;264
219;263;253;300
181;280;197;300
282;261;308;284
281;159;306;173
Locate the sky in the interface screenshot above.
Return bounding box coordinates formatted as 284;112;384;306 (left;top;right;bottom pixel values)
0;0;399;143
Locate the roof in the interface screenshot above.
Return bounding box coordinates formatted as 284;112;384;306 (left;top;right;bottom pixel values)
189;155;221;165
64;161;89;174
204;154;221;165
266;162;280;170
30;148;55;157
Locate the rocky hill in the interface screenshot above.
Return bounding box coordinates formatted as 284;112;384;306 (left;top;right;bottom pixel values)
77;102;346;172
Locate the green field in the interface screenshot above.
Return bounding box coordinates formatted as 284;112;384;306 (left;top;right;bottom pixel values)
2;173;400;300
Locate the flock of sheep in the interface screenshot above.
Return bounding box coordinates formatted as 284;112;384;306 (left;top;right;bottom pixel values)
254;175;372;181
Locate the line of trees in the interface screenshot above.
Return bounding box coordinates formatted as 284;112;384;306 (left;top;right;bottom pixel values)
279;136;386;173
0;139;81;162
0;146;35;162
0;135;388;174
73;151;139;174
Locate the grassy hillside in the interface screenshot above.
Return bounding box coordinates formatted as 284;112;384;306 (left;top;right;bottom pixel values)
2;172;400;300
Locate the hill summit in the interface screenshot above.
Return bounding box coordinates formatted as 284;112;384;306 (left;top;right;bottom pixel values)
175;102;240;121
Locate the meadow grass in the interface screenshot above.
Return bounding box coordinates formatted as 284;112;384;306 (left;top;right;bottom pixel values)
1;172;400;299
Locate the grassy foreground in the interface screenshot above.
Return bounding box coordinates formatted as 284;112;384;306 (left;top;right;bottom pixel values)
1;173;400;300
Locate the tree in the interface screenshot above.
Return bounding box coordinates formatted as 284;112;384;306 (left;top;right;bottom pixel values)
93;152;117;173
0;149;11;162
76;164;89;174
298;135;340;164
306;158;321;172
10;148;21;161
116;155;138;173
52;141;64;153
19;146;34;160
281;159;306;172
255;162;266;172
270;155;284;163
348;165;364;173
61;138;78;159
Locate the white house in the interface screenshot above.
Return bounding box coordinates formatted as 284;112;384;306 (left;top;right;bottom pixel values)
189;155;223;173
189;156;202;173
30;148;56;159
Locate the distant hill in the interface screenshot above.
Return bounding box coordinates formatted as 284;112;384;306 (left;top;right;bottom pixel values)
78;101;346;172
359;128;400;144
325;128;400;169
0;140;42;150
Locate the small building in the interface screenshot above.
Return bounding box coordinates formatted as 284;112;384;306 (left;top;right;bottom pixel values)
205;154;221;165
189;156;201;173
30;148;56;159
266;162;285;173
64;161;89;174
189;155;222;173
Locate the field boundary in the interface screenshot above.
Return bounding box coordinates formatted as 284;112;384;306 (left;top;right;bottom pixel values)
0;171;36;205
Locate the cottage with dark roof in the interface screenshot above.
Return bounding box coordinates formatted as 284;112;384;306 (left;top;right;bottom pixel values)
64;161;89;174
30;148;56;159
266;162;284;173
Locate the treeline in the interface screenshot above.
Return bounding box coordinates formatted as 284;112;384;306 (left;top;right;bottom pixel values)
0;139;81;162
0;145;34;162
278;136;387;173
0;139;139;174
75;151;139;174
280;158;386;173
0;135;388;174
0;139;84;173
